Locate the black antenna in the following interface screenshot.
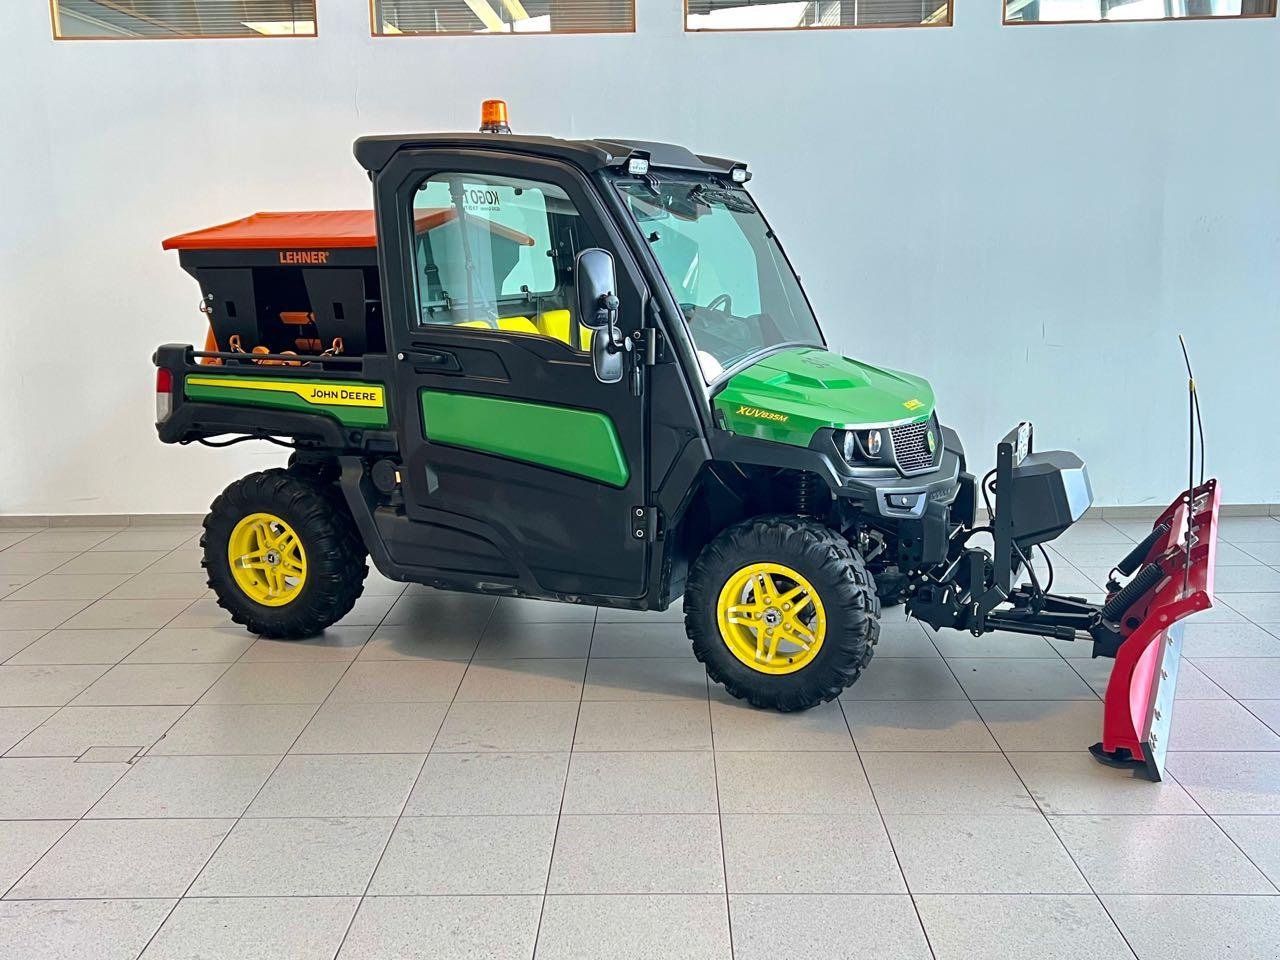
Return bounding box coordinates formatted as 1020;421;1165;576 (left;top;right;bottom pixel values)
1177;334;1204;594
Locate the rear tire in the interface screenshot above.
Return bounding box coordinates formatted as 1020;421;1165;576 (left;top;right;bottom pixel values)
203;470;367;638
684;515;880;712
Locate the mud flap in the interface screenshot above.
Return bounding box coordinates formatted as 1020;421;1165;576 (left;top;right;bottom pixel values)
1090;479;1220;782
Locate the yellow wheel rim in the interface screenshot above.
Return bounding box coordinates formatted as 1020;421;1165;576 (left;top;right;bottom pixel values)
227;512;307;607
716;561;826;675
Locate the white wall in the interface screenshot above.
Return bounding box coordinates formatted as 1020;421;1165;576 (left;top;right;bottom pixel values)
1;1;1277;515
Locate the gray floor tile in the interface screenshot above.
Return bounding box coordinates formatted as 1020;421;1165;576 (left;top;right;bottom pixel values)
7;574;130;602
722;813;905;893
539;894;732;960
1169;698;1280;751
370;815;556;894
88;754;278;819
0;630;43;662
0;820;72;894
10;529;118;553
710;696;852;751
435;701;580;753
328;659;467;703
1102;894;1280;960
78;746;141;763
1008;752;1201;815
338;894;541;960
239;627;371;662
143;548;205;575
474;621;593;659
862;752;1036;814
60;598;190;631
291;701;446;754
549;814;724;894
8;817;232;899
0;898;174;960
9;705;184;757
6;629;152;665
199;661;346;704
1213;815;1280;887
1244;698;1280;735
490;596;596;623
583;657;708;701
0;530;39;551
1177;621;1280;658
840;658;966;700
948;657;1098;700
151;703;317;756
94;528;197;552
350;594;426;627
1050;814;1273;894
140;896;359;960
456;657;586;701
246;753;422;817
595;604;685;622
0;757;126;818
914;894;1134;960
589;622;693;658
406;752;569;816
715;750;876;815
1218;517;1280;543
575;700;712;751
71;663;228;706
1167;751;1280;813
0;664;110;706
0;577;33;601
0;601;90;631
1241;542;1280;564
1171;660;1233;699
55;551;167;575
0;553;79;577
562;751;717;814
874;619;942;658
930;628;1060;659
844;699;998;752
166;598;235;629
0;706;57;753
1213;565;1280;593
730;893;929;960
124;626;256;664
1222;593;1280;621
381;588;496;628
885;813;1089;893
190;817;394;896
1051;522;1133;547
107;571;210;601
358;623;479;661
1189;657;1280;699
973;699;1104;751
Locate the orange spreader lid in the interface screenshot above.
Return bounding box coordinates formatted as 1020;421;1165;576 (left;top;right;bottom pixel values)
162;208;534;251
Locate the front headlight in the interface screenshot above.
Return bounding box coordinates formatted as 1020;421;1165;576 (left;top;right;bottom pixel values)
840;430;858;462
864;429;883;457
840;428;886;464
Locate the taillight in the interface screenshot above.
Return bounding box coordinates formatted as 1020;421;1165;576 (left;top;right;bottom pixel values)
155;367;174;421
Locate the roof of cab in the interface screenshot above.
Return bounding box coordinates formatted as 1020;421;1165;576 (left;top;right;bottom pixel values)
352;132;745;179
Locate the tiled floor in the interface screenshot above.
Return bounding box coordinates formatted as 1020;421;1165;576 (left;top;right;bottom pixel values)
1;516;1280;959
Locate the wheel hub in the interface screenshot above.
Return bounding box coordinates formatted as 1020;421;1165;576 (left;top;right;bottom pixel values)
227;512;308;607
715;561;827;675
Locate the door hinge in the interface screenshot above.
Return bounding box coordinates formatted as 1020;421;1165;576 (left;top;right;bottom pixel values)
631;505;661;542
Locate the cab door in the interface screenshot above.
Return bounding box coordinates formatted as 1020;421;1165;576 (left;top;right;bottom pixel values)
373;149;649;601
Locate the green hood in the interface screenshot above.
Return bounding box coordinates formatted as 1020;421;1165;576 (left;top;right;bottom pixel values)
713;347;935;447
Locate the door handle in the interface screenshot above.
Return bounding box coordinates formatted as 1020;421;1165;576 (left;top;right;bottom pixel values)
397;349;461;373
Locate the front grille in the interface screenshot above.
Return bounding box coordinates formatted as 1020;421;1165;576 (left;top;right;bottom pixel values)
891;418;938;475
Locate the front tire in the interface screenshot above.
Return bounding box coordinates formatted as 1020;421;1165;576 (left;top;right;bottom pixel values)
684;515;880;711
203;470;368;638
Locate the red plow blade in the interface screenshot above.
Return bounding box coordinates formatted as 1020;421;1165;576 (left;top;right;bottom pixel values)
1090;478;1221;781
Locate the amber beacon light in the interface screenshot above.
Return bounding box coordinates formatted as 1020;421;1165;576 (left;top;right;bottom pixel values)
480;100;511;134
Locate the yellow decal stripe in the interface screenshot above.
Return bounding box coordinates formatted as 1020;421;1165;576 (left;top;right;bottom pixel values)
186;377;385;409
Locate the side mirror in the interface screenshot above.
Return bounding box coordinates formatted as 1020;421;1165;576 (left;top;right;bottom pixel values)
574;248;618;329
575;248;628;384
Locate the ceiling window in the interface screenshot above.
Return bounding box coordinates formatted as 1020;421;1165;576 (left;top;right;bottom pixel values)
1005;0;1275;22
685;0;951;30
51;1;316;38
372;0;634;34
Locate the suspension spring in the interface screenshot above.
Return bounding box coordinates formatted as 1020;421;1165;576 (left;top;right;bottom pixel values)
791;471;825;517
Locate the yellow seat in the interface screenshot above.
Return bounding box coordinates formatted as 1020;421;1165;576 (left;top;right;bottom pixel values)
537;309;592;350
456;316;540;335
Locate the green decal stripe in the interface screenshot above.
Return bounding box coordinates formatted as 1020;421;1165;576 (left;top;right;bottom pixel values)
184;380;389;429
420;390;628;487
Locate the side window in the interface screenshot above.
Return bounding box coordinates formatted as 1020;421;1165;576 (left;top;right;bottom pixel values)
411;173;592;352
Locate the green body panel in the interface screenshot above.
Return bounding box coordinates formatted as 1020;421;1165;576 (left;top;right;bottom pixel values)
420;390;629;488
183;375;390;429
714;347;935;446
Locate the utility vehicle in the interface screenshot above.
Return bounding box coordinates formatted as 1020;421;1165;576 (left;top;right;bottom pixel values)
154;102;1219;779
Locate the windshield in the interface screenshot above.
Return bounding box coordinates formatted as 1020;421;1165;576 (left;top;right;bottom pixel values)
618;174;823;382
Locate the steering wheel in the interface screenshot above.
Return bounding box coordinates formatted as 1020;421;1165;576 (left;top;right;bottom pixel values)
706;293;734;315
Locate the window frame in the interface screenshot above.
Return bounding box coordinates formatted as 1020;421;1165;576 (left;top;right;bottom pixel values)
682;0;953;33
1003;0;1276;26
49;0;318;41
369;0;636;37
